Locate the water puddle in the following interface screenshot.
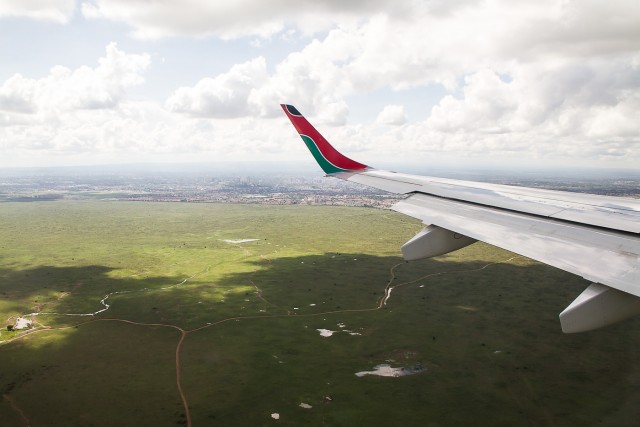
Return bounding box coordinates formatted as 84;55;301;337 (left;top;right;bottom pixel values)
355;363;425;378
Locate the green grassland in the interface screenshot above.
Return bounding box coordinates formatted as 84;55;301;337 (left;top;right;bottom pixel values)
1;201;639;426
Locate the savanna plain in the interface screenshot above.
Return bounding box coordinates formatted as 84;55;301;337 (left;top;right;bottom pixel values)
1;201;639;426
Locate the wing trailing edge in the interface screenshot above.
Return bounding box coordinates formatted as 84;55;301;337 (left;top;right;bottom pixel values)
281;104;640;333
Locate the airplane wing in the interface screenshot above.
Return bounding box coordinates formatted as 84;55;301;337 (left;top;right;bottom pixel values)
281;104;640;333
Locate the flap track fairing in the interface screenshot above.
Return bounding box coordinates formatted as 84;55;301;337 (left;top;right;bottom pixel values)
560;283;640;333
401;225;477;261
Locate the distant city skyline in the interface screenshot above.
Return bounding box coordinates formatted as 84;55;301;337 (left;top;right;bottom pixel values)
3;163;638;206
1;1;639;169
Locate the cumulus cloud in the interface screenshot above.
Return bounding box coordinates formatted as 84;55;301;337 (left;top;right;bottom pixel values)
167;37;354;125
0;44;307;165
163;1;640;116
166;57;268;118
426;60;640;140
3;0;640;167
375;59;640;165
0;75;37;113
0;0;75;23
80;0;416;39
376;105;407;126
0;44;159;163
246;33;358;123
126;0;640;166
0;43;150;114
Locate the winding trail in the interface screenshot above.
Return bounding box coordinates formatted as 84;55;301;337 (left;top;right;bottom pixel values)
2;245;520;427
3;393;30;427
175;330;190;426
380;256;519;307
24;274;198;318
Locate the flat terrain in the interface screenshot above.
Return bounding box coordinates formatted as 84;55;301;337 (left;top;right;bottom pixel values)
1;201;639;426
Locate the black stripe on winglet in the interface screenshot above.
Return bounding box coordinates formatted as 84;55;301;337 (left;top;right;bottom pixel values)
285;105;302;116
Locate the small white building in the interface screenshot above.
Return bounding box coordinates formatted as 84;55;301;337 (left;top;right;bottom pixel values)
14;317;32;330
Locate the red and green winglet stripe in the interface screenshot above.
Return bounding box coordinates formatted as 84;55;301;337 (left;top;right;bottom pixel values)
281;104;369;174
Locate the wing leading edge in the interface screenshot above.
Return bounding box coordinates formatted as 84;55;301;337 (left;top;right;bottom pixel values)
281;104;640;333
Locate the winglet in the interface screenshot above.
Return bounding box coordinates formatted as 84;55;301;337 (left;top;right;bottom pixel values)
281;104;369;174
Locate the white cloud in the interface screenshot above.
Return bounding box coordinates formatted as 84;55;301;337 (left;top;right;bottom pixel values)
80;0;414;39
0;43;150;114
161;1;640;116
2;1;640;168
0;74;36;113
166;57;268;118
426;60;640;141
0;44;158;164
376;105;407;126
166;34;356;125
0;44;309;166
246;34;356;122
0;0;75;23
77;0;640;90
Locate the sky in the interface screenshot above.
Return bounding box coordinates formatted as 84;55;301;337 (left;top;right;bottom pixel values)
0;0;639;170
